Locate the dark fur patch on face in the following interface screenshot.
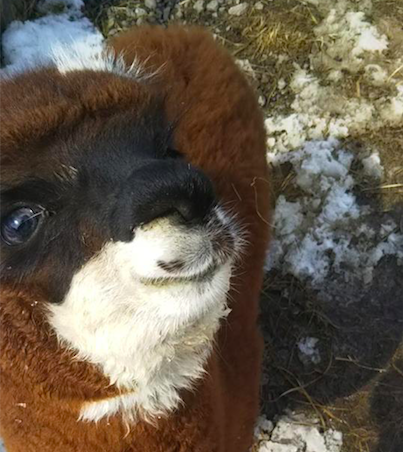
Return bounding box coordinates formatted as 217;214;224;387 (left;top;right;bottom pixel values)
0;85;215;303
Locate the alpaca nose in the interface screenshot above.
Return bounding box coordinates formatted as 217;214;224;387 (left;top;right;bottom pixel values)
137;161;215;226
112;160;216;240
132;161;216;226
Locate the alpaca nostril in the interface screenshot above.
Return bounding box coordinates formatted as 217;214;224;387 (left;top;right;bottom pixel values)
174;199;205;224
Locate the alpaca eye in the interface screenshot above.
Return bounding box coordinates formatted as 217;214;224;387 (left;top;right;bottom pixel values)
1;207;43;246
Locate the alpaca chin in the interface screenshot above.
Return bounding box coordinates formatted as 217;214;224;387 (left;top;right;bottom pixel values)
49;207;242;422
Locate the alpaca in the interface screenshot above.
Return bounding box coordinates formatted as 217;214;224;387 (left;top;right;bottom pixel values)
0;26;270;452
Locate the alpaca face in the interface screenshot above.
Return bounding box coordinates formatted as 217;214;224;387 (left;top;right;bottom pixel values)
0;73;244;417
0;100;239;297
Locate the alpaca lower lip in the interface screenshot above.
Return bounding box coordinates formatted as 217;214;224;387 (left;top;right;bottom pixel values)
140;263;219;287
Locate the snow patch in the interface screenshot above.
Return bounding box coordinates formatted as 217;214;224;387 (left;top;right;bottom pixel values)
264;1;402;153
1;0;103;76
236;58;257;80
380;85;403;124
313;7;388;74
266;139;403;286
265;66;372;152
298;337;321;365
254;412;343;452
361;152;384;179
264;64;403;153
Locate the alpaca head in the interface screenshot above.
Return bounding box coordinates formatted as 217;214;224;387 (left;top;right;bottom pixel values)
0;62;245;415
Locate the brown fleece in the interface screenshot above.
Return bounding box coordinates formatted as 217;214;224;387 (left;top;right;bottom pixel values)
0;26;271;452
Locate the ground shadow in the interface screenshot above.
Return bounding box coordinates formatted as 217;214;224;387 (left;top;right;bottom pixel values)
259;235;403;451
370;355;403;452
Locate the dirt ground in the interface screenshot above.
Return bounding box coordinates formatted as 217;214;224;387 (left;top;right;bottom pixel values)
1;1;402;451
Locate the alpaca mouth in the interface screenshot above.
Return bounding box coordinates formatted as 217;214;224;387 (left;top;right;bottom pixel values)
139;262;220;287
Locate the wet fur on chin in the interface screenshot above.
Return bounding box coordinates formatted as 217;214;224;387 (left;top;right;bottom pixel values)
0;25;271;452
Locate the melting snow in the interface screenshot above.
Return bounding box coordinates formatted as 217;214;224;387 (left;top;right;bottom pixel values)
254;412;343;452
266;139;403;286
1;0;103;76
265;0;403;153
265;0;403;292
298;337;321;365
